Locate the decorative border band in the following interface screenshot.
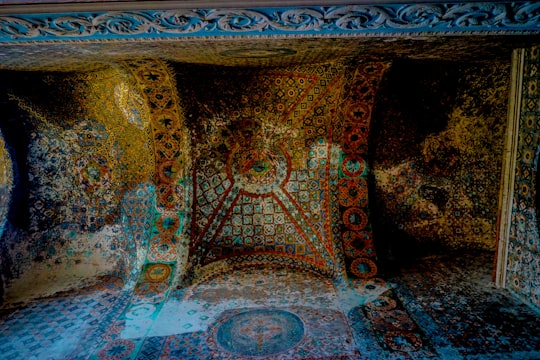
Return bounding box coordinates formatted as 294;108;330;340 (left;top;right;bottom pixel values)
0;2;539;42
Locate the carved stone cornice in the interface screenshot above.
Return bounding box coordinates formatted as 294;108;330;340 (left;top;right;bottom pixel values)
0;2;538;43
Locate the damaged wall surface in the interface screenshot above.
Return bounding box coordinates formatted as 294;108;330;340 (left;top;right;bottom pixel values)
0;66;157;302
371;60;510;265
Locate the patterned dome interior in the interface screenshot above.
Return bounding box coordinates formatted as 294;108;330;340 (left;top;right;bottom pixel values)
0;1;538;304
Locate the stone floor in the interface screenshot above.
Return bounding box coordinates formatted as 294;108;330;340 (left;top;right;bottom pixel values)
0;250;539;359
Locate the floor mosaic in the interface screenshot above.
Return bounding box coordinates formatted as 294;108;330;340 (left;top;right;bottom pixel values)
0;253;539;359
389;250;540;359
0;276;131;360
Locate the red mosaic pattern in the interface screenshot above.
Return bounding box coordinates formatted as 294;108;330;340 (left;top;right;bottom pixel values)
338;62;390;278
179;64;353;282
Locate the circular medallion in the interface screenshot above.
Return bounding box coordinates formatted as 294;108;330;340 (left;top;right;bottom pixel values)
345;103;370;123
75;155;112;196
144;263;172;283
158;159;181;184
124;303;157;320
341;155;366;178
215;309;304;356
157;214;180;234
343;207;368;231
228;144;290;195
350;257;378;278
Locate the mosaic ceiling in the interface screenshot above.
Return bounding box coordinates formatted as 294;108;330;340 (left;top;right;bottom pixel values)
0;1;539;306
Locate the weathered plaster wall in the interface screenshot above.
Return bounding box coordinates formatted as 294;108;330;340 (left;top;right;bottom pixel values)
507;47;540;308
370;60;510;267
0;66;155;303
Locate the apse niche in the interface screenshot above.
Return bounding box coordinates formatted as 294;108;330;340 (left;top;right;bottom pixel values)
370;60;509;271
0;57;510;305
0;67;159;304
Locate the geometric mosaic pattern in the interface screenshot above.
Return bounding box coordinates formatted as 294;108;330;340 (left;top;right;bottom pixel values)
121;59;191;279
0;54;532;312
390;251;540;358
0;58;389;304
353;289;438;359
337;62;389;278
2;56;519;303
0;7;538;356
212;308;305;356
507;46;540;308
2;259;538;360
178;62;386;283
0;277;130;360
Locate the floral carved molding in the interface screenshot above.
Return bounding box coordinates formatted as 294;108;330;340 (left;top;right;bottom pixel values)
0;2;539;42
